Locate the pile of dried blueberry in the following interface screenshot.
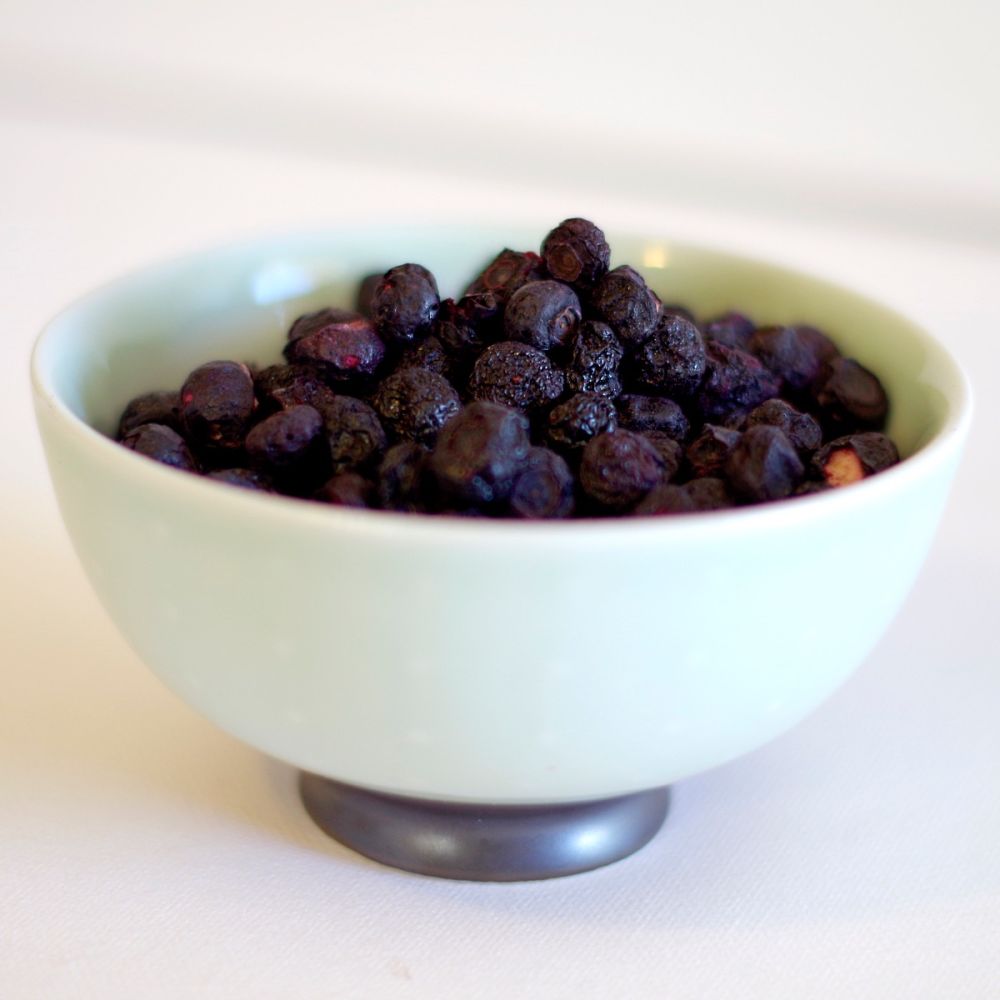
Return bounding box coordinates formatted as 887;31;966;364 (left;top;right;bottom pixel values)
115;218;900;518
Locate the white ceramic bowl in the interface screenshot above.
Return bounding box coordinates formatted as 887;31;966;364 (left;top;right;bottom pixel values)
32;226;971;806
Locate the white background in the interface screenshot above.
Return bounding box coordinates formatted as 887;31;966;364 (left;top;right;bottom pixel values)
2;3;999;997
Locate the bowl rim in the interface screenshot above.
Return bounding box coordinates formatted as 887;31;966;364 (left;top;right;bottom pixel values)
30;224;974;549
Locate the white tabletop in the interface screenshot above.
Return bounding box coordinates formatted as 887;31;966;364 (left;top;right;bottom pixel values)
2;114;998;999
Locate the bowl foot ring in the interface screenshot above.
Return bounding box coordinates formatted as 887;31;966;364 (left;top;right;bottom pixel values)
299;772;670;881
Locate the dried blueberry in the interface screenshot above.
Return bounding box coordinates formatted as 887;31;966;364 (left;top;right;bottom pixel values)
179;361;256;454
503;280;581;352
468;341;565;413
616;394;689;441
591;265;659;346
629;313;707;400
284;312;386;387
509;447;575;519
685;424;742;478
744;398;822;455
812;432;899;487
684;476;736;511
541;218;610;290
373;368;461;447
371;263;440;344
315;472;375;508
435;294;502;364
703;311;755;350
565;320;624;398
206;467;273;491
579;430;665;510
323;395;387;473
748;325;827;394
394;335;452;379
121;423;198;472
641;432;683;482
793;324;840;365
427;401;531;508
117;390;181;439
377;442;430;512
245;404;329;489
464;249;546;302
812;357;889;432
725;424;804;502
355;273;382;317
633;483;696;516
695;341;782;425
254;364;338;416
546;392;618;454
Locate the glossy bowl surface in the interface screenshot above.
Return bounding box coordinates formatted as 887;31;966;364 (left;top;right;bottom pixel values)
32;226;971;803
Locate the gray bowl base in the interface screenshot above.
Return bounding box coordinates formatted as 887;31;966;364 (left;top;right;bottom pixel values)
299;772;671;881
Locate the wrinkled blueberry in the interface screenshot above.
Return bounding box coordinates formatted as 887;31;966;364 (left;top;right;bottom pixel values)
371;263;440;344
373;368;461;447
546;392;618;454
117;390;181;439
616;394;689;441
749;325;827;394
206;467;273;491
428;401;531;508
744;398;822;455
703;311;755;351
541;218;610;289
565;320;624;398
323;395;387;473
579;430;666;510
245;404;329;489
725;424;804;502
695;342;782;424
435;294;502;364
685;424;742;478
591;265;660;346
377;442;430;512
793;324;840;365
503;280;581;352
468;341;565;412
509;447;575;519
629;313;707;400
254;364;339;416
812;432;899;487
394;335;452;379
179;361;256;453
315;472;375;508
284;311;386;386
355;273;382;317
812;357;889;432
464;249;546;302
659;304;697;326
121;423;198;472
633;483;696;516
641;432;683;482
288;307;368;344
684;476;736;510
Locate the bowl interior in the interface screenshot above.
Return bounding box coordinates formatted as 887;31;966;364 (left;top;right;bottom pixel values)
35;225;966;466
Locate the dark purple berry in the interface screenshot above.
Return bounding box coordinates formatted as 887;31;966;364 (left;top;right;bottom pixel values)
579;430;666;510
748;325;827;394
703;311;755;351
633;483;696;516
541;218;610;289
355;273;382;317
315;472;375;508
591;265;659;346
793;324;840;365
565;320;624;398
745;398;822;455
812;357;889;432
684;476;736;510
206;468;273;491
641;432;683;482
616;394;689;441
503;280;581;351
394;335;452;379
323;395;387;473
288;307;368;344
685;424;742;478
371;264;440;344
630;313;707;400
121;423;198;472
509;447;575;519
245;404;329;488
812;432;899;487
658;304;697;326
468;341;565;413
725;424;804;502
695;341;782;424
372;368;461;447
254;364;338;416
284;312;386;387
377;442;430;512
464;249;546;302
428;401;531;508
546;392;618;454
179;361;256;453
435;294;503;363
117;390;181;439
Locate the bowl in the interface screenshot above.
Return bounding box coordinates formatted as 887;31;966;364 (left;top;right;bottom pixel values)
31;225;971;880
